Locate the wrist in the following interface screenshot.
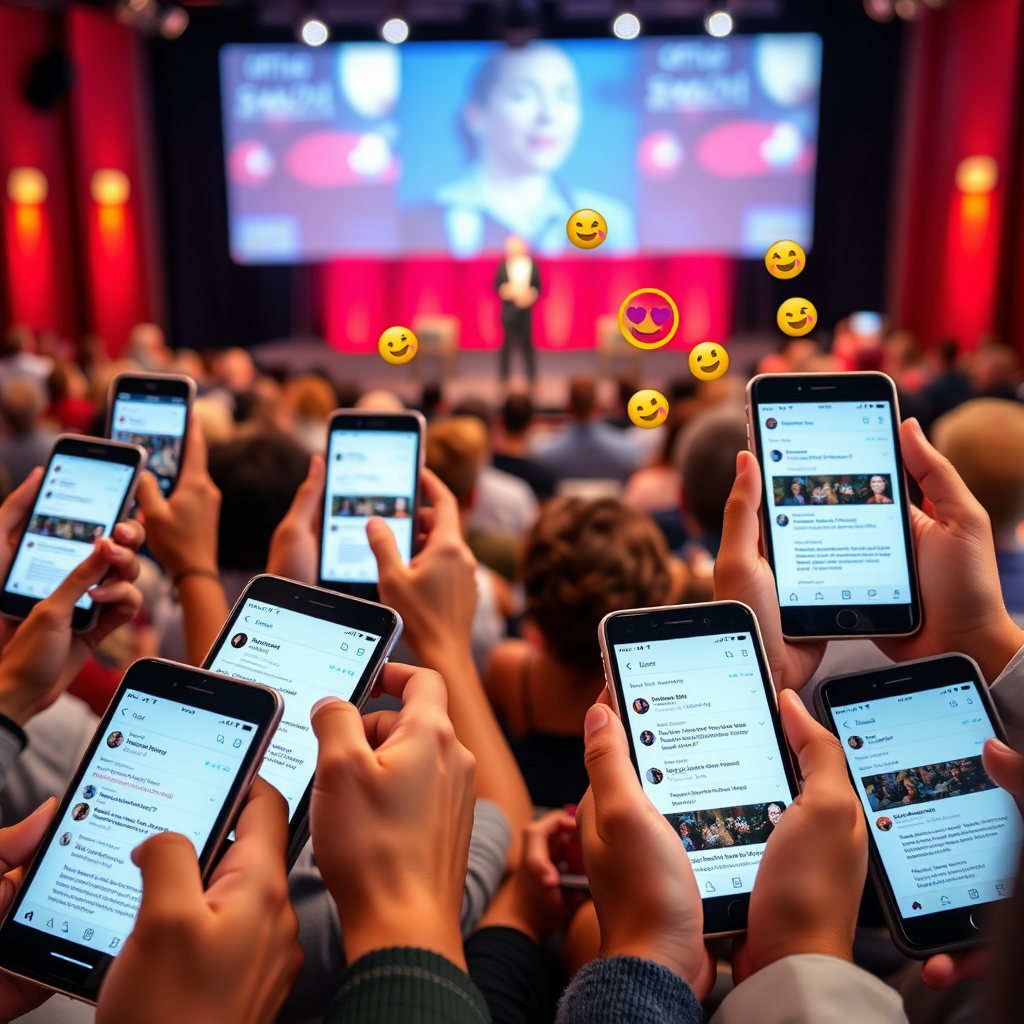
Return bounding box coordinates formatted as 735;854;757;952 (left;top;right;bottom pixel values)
415;638;475;674
972;617;1024;683
0;681;34;728
599;937;695;987
341;901;466;971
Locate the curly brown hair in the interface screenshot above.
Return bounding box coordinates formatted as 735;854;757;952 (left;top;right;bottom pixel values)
521;499;673;670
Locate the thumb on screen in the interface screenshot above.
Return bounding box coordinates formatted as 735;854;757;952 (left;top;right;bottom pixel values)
31;542;115;623
366;516;403;579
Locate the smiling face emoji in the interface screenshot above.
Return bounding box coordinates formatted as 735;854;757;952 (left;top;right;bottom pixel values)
688;342;729;381
378;326;418;364
628;389;669;429
776;299;817;337
765;240;806;280
618;288;679;350
567;208;607;249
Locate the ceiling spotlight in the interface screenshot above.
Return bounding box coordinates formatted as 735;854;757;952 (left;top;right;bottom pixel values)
706;11;733;36
300;18;329;46
612;13;641;40
160;6;189;39
382;17;409;44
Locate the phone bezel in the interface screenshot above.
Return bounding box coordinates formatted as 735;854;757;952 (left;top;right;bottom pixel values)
814;653;1019;957
598;600;801;936
317;409;426;599
202;573;403;866
0;436;146;632
0;658;282;1003
106;372;195;497
746;371;922;640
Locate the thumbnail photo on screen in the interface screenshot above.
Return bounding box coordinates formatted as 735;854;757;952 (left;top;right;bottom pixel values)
330;495;412;518
861;755;997;813
773;474;894;506
665;800;786;852
111;430;182;479
26;514;105;544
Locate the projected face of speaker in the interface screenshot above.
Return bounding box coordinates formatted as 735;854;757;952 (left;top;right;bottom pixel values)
465;46;581;175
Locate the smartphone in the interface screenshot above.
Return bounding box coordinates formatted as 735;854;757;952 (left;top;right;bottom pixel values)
0;658;282;1002
814;654;1024;957
107;372;195;497
202;574;402;865
746;372;921;640
0;436;146;631
319;409;425;599
599;601;800;935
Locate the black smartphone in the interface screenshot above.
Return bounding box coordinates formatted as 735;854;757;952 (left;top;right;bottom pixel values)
746;372;921;640
814;654;1024;957
107;372;195;497
202;574;402;865
0;436;146;631
0;658;282;1002
599;601;800;936
319;409;425;600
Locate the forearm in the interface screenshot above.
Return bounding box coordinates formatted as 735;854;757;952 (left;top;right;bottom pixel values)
418;642;532;866
177;576;230;666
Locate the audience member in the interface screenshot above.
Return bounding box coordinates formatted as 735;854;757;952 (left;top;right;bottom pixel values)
486;498;674;807
355;388;405;411
0;326;53;388
126;323;172;372
282;373;337;453
0;379;57;488
605;375;639;430
921;338;971;425
492;392;557;500
536;376;637;485
970;337;1020;401
932;398;1024;616
45;361;94;434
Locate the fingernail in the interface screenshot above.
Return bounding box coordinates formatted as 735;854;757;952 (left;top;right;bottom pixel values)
584;704;609;738
311;695;342;719
905;416;924;440
985;737;1014;755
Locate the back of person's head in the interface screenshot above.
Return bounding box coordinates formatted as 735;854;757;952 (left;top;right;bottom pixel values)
673;404;749;537
936;337;960;369
208;431;310;572
285;374;336;422
932;398;1024;536
522;499;672;670
215;347;256;393
127;323;168;370
569;376;596;421
451;397;493;430
616;375;638;411
355;388;405;412
335;380;361;408
0;378;47;435
502;392;534;436
425;417;487;504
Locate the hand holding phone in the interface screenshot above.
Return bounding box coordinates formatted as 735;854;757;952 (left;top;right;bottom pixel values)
732;690;866;982
266;455;325;585
96;779;302;1024
576;702;716;999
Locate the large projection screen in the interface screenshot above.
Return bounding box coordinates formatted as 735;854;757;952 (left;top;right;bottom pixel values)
220;35;822;263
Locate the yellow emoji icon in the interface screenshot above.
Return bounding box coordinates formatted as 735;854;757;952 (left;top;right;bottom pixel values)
688;342;730;381
618;288;679;350
567;209;608;250
776;299;817;337
764;240;806;280
628;389;669;429
378;326;418;364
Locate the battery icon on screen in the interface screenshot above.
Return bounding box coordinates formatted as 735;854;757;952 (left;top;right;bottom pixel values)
242;724;253;731
961;685;970;690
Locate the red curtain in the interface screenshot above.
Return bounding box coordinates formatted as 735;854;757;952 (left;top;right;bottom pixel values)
323;254;734;352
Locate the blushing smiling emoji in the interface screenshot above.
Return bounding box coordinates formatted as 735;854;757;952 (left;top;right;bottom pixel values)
764;240;806;280
776;299;817;337
628;389;669;429
688;342;729;381
618;288;679;350
378;326;418;364
567;209;608;249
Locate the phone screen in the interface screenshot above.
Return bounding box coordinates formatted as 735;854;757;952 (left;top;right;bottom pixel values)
111;391;188;495
833;680;1024;918
755;400;911;608
321;428;419;584
612;631;792;897
5;454;136;609
12;688;258;956
207;599;383;825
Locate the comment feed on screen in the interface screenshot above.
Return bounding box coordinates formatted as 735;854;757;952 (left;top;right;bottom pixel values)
835;682;1024;919
207;599;383;825
4;455;136;610
111;394;187;491
758;402;911;608
13;691;257;957
615;633;791;897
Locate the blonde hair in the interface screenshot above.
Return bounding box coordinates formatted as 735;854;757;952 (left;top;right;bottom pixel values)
426;417;488;503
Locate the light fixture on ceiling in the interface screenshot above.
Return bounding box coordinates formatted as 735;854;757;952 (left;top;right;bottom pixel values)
706;10;733;36
300;18;329;46
382;17;409;43
612;13;641;39
7;168;48;206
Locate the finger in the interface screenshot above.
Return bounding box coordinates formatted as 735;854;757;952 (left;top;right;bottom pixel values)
524;810;577;887
581;704;646;827
0;467;43;539
778;688;846;789
177;413;209;480
982;737;1024;796
899;418;985;528
374;662;449;717
86;580;142;614
366;517;405;581
921;949;989;990
0;798;58;872
288;455;326;528
418;469;462;540
310;694;373;764
111;518;146;553
131;831;205;922
360;709;401;748
34;543;119;620
227;777;290;865
134;472;166;517
715;451;762;586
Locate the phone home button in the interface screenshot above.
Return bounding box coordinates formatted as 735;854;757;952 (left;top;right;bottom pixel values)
969;913;980;931
726;900;748;927
836;609;859;630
